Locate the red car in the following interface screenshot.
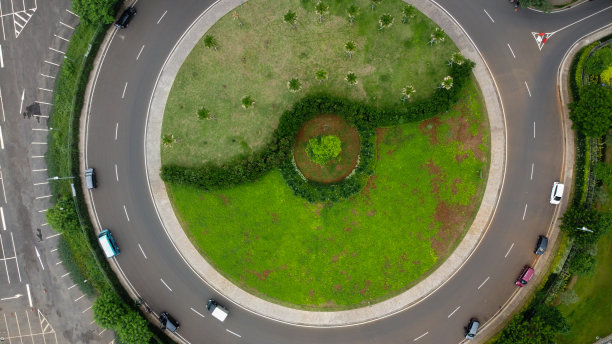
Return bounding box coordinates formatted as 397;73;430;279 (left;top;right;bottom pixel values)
515;265;534;287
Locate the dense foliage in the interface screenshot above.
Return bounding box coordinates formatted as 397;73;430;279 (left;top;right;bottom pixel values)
569;84;612;138
306;135;342;165
161;61;475;196
72;0;118;26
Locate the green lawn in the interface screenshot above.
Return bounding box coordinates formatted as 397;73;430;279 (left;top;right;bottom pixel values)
162;0;457;167
168;81;488;309
556;229;612;343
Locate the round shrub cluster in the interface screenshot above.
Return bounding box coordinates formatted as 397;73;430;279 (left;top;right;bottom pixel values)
306;135;342;165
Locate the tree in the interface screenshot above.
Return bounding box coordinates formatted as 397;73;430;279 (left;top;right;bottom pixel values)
378;14;394;30
72;0;116;26
306;135;342;165
204;35;218;50
401;85;416;102
347;4;359;24
450;52;466;66
287;78;302;92
162;134;175;147
370;0;382;11
595;161;612;186
197;107;211;120
284;10;297;29
46;198;80;233
345;41;356;58
429;27;446;44
584;47;612;76
401;5;416;23
116;310;153;344
315;69;328;82
92;292;126;328
568;250;596;276
345;72;357;85
315;2;329;23
569;84;612;137
241;95;255;109
495;314;556;344
440;76;453;90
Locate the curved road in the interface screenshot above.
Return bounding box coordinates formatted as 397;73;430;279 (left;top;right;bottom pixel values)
85;1;612;343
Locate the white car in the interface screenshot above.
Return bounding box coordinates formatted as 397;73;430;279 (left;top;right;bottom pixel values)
550;182;564;204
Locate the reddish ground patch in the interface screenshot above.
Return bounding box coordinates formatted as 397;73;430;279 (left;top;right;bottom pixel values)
418;116;443;145
294;114;361;183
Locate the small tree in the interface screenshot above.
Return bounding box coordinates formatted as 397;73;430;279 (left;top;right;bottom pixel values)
347;4;359;24
401;85;416;102
92;292;126;329
449;52;466;66
162;134;175;147
568;250;596;276
72;0;115;26
346;72;357;85
378;14;394;30
315;2;329;23
370;0;382;11
440;76;453;90
315;69;328;82
345;41;356;58
241;95;255;109
116;310;153;344
401;5;416;23
284;10;297;29
306;135;342;165
429;27;446;45
204;35;218;50
287;78;302;92
197;107;211;120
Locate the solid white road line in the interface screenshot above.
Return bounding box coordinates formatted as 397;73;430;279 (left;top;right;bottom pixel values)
413;332;428;341
0;206;5;231
157;10;168;24
136;45;145;60
0;125;4;149
138;243;147;259
115;122;118;140
160;278;173;292
447;306;461;318
530;163;534;180
0;88;5;121
507;43;516;59
115;164;118;181
190;307;205;318
123;205;130;222
122;82;127;99
533;122;536;138
477;276;490;290
483;9;494;23
504;243;514;258
522;203;528;220
0;44;4;68
0;234;9;283
226;329;241;338
35;245;44;270
26;283;33;307
19;89;25;116
524;81;531;97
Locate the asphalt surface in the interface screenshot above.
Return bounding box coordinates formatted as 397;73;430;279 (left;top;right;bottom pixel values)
85;0;612;343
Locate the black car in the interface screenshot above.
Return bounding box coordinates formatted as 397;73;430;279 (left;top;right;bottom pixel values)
115;7;136;29
534;235;549;255
159;312;179;332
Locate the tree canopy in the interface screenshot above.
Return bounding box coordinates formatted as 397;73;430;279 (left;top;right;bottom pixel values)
72;0;117;26
569;84;612;137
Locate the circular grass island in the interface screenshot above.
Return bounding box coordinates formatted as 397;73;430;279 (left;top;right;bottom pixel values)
162;0;490;309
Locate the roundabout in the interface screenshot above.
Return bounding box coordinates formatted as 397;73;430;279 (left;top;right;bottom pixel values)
83;0;612;342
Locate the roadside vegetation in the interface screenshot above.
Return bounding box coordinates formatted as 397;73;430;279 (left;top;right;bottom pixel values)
492;37;612;344
44;2;166;343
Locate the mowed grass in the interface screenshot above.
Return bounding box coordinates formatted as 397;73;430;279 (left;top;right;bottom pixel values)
556;229;612;343
168;81;488;309
162;0;457;167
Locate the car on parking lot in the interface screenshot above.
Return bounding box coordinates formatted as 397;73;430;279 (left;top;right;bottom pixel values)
159;312;179;332
465;318;480;340
515;265;534;287
115;7;136;29
534;235;548;255
550;182;564;204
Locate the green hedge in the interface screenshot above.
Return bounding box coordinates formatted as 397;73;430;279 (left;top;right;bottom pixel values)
161;61;475;193
573;42;599;97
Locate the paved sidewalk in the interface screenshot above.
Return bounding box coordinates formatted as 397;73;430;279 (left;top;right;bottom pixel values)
143;0;505;327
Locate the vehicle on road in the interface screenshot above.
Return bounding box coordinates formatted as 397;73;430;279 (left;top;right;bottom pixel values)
85;168;96;189
207;299;229;322
465;318;480;340
115;7;136;29
534;235;548;255
97;229;119;258
159;312;179;332
550;182;564;204
515;265;534;287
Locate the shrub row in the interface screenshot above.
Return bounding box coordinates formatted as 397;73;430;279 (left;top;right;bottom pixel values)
161;61;475;193
280;129;376;202
572;41;599;97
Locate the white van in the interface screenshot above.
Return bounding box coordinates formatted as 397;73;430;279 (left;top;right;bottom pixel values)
98;229;120;258
206;299;229;322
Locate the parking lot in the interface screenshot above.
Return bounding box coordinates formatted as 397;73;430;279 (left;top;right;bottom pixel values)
0;309;57;344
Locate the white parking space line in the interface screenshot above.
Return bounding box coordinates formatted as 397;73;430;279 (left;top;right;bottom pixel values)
413;331;428;341
41;73;55;79
11;233;21;282
27;283;33;307
74;294;85;302
121;82;127;99
44;60;59;66
524;81;531;97
33;181;49;185
115;164;118;181
0;44;4;68
507;43;516;59
54;33;69;42
32;168;47;172
477;276;490;290
46;233;61;240
530;163;534;180
0;87;5;121
160;278;173;292
32;128;48;131
447;306;460;318
81;305;92;313
55;260;62;265
533;122;536;138
1;206;6;230
0;169;7;202
39;87;53;92
190;307;205;318
66;8;79;17
115;122;118;140
37;208;48;213
483;9;494;23
504;243;514;258
522;203;528;220
19;88;24;116
0;233;10;283
123;205;130;222
50;248;57;252
68;283;77;290
157;10;167;24
49;46;64;54
226;329;241;338
59;21;74;29
0;125;4;149
31;155;44;158
0;2;6;41
35;245;44;270
98;328;106;336
136;44;144;60
138;243;147;259
35;100;52;105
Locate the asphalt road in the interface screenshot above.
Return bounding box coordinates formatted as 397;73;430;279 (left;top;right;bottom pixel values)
85;1;612;343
